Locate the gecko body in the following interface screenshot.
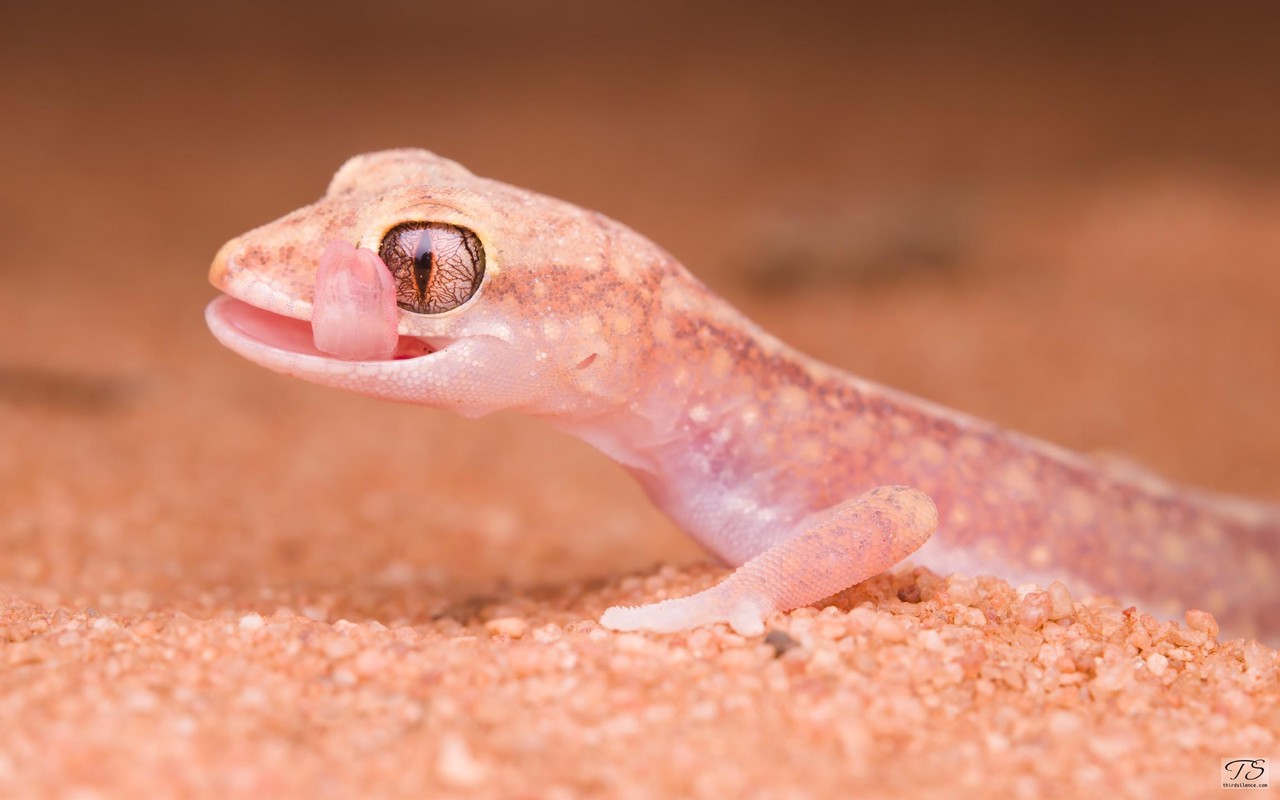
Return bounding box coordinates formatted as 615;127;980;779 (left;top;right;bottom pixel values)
206;149;1280;638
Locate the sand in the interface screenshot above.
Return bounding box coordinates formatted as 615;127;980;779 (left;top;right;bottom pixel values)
3;2;1279;798
4;566;1278;799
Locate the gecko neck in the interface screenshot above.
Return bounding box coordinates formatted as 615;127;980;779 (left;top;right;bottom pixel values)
549;292;834;563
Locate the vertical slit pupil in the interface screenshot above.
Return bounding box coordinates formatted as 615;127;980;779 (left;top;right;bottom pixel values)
412;231;434;299
381;221;485;314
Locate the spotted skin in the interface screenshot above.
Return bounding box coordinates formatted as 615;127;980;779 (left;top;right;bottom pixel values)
206;149;1280;639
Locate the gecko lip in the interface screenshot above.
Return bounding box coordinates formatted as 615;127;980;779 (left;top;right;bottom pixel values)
205;295;439;366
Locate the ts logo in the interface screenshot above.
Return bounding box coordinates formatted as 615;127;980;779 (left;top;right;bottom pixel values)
1222;758;1268;789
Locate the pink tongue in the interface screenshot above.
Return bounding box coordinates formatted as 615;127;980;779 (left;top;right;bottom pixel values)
312;241;400;361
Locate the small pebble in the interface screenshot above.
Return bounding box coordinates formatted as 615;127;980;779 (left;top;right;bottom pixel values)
764;629;800;657
1146;652;1169;677
436;734;488;787
1047;582;1074;620
613;633;649;653
353;649;386;677
873;615;907;643
484;617;528;638
1185;609;1219;639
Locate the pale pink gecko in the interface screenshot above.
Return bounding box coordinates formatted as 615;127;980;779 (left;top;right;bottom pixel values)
205;149;1280;639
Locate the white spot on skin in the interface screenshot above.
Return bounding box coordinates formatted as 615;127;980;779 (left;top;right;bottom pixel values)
954;436;987;459
999;464;1037;502
1063;487;1097;527
690;405;710;423
917;438;946;468
1028;544;1052;568
778;386;807;413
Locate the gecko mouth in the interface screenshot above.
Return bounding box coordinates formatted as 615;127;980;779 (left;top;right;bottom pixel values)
205;295;438;365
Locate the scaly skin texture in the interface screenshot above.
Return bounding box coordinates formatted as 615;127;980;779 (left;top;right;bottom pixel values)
206;149;1280;639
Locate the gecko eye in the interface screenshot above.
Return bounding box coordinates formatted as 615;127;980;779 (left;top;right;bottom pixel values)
378;222;485;314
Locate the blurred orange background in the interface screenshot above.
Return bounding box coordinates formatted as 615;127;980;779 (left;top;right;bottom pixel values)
1;1;1277;607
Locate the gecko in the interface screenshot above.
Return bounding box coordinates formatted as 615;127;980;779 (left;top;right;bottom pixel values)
205;149;1280;639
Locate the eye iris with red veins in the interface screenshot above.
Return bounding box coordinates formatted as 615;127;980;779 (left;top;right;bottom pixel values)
377;222;485;314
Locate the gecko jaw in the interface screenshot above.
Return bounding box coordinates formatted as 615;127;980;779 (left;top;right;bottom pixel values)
205;295;441;372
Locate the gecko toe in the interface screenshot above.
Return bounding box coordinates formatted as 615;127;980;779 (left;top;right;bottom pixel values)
599;605;644;631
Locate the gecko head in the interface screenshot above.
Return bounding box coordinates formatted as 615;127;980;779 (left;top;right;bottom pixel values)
207;148;691;420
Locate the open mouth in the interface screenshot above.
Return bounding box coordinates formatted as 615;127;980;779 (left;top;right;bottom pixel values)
205;295;436;364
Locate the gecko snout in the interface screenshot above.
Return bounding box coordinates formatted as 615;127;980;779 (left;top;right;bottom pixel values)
208;235;244;290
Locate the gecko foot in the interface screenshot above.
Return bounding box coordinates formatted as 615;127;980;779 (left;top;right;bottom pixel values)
601;595;770;636
599;486;937;636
